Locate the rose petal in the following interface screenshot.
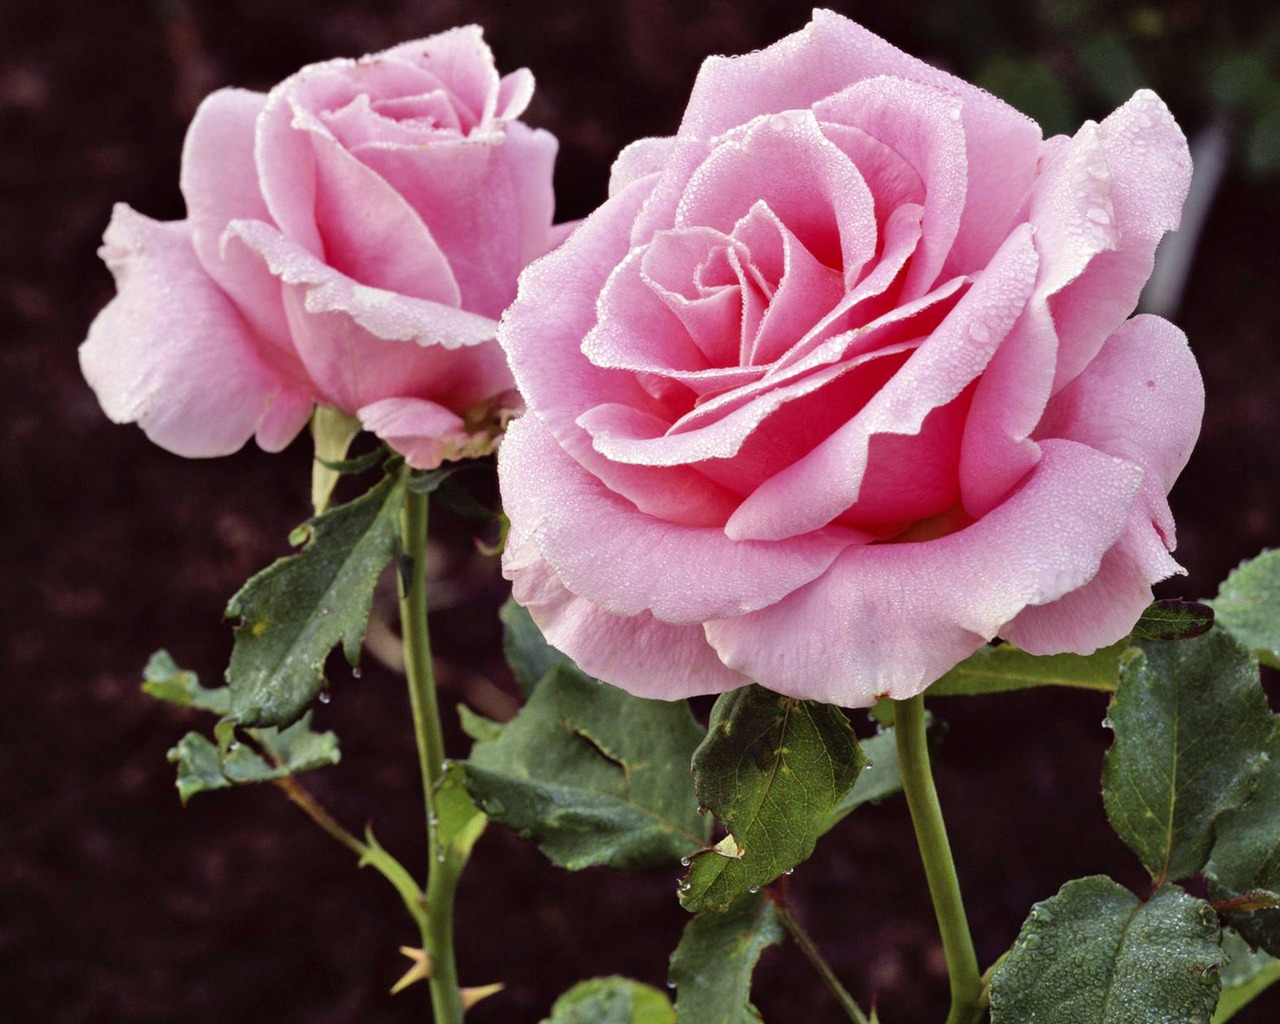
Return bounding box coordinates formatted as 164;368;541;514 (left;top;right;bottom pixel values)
80;206;312;456
351;119;558;317
499;413;857;625
609;136;677;197
674;109;878;286
726;224;1038;541
1037;315;1202;498
704;438;1143;705
180;88;296;355
501;175;742;525
813;76;967;298
507;552;749;699
1000;504;1180;655
1047;90;1192;392
227;220;509;414
357;396;470;470
383;26;503;128
679;11;1041;276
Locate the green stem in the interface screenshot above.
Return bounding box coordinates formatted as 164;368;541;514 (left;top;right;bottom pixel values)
399;487;463;1024
774;900;871;1024
894;693;983;1024
274;776;368;859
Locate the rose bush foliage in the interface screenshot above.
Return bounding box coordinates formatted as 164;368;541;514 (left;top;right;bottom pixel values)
499;10;1202;706
82;27;561;468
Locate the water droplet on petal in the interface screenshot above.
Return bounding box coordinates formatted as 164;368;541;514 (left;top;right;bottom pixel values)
318;690;331;704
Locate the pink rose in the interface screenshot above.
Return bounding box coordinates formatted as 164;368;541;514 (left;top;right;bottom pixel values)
498;11;1202;706
82;26;562;467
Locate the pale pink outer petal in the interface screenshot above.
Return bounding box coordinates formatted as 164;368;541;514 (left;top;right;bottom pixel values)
357;397;469;470
80;205;313;456
180;88;296;356
678;10;1041;273
725;224;1039;541
498;413;856;625
703;438;1144;706
1030;313;1203;631
500;174;745;527
609;136;676;197
353;120;558;317
999;507;1178;654
957;95;1188;519
1037;315;1202;500
506;550;750;700
226;220;510;416
382;26;502;126
1046;91;1191;392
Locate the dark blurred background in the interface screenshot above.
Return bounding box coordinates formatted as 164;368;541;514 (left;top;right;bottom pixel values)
3;1;1279;1021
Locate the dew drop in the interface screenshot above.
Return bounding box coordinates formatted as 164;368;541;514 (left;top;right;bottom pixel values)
227;741;240;752
969;321;993;344
318;690;331;704
1135;111;1153;129
680;856;691;867
319;607;330;616
1023;933;1041;949
747;886;760;894
949;107;962;121
352;667;362;680
784;868;795;876
667;981;677;990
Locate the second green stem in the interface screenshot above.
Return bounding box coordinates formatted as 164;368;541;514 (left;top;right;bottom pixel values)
895;693;983;1024
399;487;462;1024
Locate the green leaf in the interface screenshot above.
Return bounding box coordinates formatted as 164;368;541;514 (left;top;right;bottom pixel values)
1214;929;1280;1022
225;470;406;728
457;704;504;744
680;686;865;913
1211;549;1280;668
1131;599;1216;642
1206;730;1280;957
436;761;487;866
463;665;710;870
1102;631;1273;882
929;641;1125;697
541;976;674;1024
989;876;1223;1024
500;596;571;694
141;650;229;715
167;712;341;804
405;464;467;495
668;890;783;1024
820;730;904;834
